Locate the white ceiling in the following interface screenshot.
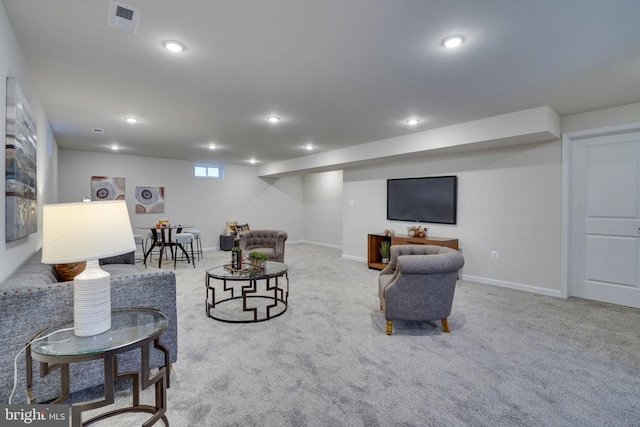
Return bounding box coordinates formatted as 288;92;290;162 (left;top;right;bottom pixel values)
3;0;640;167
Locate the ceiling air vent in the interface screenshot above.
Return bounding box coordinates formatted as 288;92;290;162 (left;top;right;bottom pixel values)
108;1;140;34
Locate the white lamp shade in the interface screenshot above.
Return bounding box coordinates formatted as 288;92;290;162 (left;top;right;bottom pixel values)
42;200;136;264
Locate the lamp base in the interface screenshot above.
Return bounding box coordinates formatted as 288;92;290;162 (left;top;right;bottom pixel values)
73;259;111;337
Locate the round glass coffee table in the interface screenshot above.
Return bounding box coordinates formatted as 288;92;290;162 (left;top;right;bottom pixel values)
205;261;289;323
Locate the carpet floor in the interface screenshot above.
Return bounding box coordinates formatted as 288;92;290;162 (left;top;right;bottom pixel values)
86;244;640;426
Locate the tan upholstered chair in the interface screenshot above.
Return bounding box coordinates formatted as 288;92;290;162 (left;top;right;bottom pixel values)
378;245;464;335
238;230;288;263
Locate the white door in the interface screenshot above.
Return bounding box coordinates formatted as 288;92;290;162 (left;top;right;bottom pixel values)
569;130;640;308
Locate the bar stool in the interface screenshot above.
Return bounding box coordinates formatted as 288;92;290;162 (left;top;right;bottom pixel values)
190;229;203;260
173;232;195;269
133;234;145;263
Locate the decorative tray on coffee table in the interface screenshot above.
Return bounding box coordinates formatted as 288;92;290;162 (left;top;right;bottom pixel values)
223;264;264;275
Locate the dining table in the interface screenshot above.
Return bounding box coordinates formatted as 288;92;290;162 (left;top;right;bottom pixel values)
139;225;193;268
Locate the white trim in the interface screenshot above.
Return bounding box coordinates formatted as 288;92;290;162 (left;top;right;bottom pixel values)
285;240;305;245
342;254;366;263
295;240;343;250
173;241;343;253
561;131;571;298
459;274;563;298
562;121;640;141
561;121;640;300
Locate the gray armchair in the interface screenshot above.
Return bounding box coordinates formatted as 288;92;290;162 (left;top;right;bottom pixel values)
378;245;464;335
238;230;288;263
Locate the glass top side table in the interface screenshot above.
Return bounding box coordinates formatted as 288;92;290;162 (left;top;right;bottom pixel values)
27;308;170;427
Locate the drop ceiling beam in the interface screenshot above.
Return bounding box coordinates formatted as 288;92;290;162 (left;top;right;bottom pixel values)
258;106;561;178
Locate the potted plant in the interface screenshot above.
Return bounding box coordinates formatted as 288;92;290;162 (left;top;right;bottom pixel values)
248;251;268;268
380;240;391;264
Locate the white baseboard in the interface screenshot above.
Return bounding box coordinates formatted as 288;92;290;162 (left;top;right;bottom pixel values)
295;240;343;250
459;274;564;298
172;241;342;253
333;255;562;298
342;254;366;263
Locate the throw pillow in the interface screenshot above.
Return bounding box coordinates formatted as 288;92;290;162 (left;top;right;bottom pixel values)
225;220;237;236
237;223;250;232
55;262;87;281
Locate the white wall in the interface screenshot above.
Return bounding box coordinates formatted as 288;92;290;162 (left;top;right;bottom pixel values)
562;102;640;133
54;101;640;295
339;101;640;296
302;170;343;247
342;141;563;295
0;3;58;282
57;150;304;251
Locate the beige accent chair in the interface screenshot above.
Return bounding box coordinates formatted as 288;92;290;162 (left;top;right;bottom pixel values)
378;245;464;335
238;230;288;263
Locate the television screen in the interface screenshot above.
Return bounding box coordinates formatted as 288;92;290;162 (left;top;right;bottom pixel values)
387;176;457;224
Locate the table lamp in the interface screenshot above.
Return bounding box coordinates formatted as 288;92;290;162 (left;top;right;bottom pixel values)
41;200;136;337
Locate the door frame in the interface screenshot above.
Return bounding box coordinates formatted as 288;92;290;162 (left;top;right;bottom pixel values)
561;121;640;299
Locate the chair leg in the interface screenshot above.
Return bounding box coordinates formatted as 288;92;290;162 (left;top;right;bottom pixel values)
190;242;195;268
195;236;202;260
386;320;393;335
441;318;450;333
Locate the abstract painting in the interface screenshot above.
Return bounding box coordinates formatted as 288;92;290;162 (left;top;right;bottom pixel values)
135;186;165;213
91;176;125;200
5;77;37;242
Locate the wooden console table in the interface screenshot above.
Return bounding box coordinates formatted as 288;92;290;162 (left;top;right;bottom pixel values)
367;233;459;270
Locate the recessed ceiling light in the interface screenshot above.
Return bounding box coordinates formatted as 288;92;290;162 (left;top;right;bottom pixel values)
126;117;138;124
267;116;280;123
442;35;464;48
249;158;257;164
110;145;119;150
163;40;185;53
208;144;216;150
406;118;420;126
305;143;314;151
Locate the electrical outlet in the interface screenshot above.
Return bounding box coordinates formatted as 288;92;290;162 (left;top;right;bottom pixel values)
491;250;498;260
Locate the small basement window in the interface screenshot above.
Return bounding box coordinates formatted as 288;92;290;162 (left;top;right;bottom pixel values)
195;163;223;179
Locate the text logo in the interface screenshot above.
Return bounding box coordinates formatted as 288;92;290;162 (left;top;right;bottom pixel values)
0;405;67;427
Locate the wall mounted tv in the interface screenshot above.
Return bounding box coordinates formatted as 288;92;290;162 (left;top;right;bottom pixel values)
387;176;457;224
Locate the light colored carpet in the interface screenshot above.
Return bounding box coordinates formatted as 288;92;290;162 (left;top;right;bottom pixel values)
87;244;640;426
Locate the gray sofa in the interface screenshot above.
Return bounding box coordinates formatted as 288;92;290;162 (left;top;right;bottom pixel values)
0;249;178;404
379;245;465;335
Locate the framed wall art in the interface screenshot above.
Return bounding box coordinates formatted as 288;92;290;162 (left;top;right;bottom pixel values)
135;186;165;213
91;176;126;200
5;76;37;242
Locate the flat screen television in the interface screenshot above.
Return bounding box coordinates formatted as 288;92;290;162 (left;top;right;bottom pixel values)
387;176;457;224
